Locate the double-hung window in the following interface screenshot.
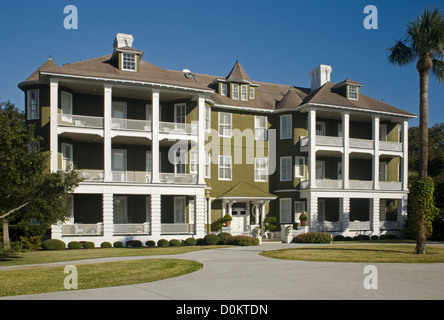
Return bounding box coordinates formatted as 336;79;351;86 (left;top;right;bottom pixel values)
205;106;211;132
348;85;358;100
280;114;292;139
255;158;268;182
280;157;292;181
241;85;248;101
249;87;255;100
219;112;232;137
27;89;39;120
205;152;211;178
232;84;239;100
221;83;228;96
255;116;268;140
294;201;306;223
280;198;292;223
219;155;232;180
294;156;305;178
190;150;198;174
122;53;136;71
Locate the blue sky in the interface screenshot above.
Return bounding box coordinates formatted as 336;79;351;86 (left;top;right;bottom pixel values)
0;0;443;127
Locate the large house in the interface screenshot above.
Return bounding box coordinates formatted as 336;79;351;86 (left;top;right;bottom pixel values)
19;33;415;245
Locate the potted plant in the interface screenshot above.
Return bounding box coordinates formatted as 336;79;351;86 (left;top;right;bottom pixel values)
299;212;308;226
223;214;233;227
264;217;278;239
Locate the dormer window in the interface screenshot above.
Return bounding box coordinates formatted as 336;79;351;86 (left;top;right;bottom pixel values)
221;83;228;96
122;53;136;71
249;87;255;100
232;84;239;100
241;85;248;101
348;85;358;100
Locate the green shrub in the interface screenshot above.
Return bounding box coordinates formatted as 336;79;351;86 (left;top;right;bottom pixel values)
126;240;142;248
224;235;259;246
333;235;345;241
371;235;379;241
146;240;156;247
113;241;123;248
157;239;169;247
42;239;66;250
68;241;82;249
169;239;181;247
217;232;231;243
100;242;112;248
196;238;205;245
19;236;42;250
83;241;95;249
293;232;333;244
344;236;353;241
184;238;197;246
204;234;220;245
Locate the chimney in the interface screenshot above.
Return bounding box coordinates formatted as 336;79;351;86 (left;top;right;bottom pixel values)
114;33;134;49
309;65;332;91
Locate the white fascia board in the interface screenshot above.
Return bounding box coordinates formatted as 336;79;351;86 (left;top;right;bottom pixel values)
211;102;274;114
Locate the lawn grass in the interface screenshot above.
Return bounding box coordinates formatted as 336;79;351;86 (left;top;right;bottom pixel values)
0;245;225;267
0;258;202;297
260;244;444;263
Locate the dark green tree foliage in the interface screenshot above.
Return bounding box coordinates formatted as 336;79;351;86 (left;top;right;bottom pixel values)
0;101;80;249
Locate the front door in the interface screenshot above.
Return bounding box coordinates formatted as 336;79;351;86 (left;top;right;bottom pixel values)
231;203;249;235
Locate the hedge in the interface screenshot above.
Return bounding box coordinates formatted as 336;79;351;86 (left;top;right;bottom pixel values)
204;234;220;245
126;240;142;248
68;241;82;249
100;242;112;248
224;235;259;246
146;240;156;247
42;239;66;250
293;232;333;244
113;241;123;248
157;239;169;247
184;238;197;246
169;239;181;247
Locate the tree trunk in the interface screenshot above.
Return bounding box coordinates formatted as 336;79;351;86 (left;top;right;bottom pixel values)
2;219;10;250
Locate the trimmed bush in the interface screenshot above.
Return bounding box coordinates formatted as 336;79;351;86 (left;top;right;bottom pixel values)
101;242;112;248
146;240;156;247
83;241;95;249
42;239;66;251
204;234;220;245
293;232;333;244
126;240;142;248
224;235;259;246
196;238;205;246
157;239;169;247
371;235;379;241
217;232;232;243
113;241;123;248
68;241;82;249
184;237;197;246
169;239;181;247
333;235;345;241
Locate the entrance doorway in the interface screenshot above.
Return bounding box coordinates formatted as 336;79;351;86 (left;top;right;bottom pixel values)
231;202;249;234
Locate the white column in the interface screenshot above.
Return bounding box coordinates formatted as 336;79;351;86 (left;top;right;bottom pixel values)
103;193;114;239
370;197;380;235
150;193;161;238
104;84;113;182
207;195;212;234
341;197;350;234
151;89;160;183
402;120;409;191
50;78;59;173
195;194;206;238
307;194;318;232
308;109;317;188
254;203;260;225
197;94;206;185
398;194;408;229
227;201;233;217
342;112;350;189
372;116;380;190
221;200;227;218
260;203;266;235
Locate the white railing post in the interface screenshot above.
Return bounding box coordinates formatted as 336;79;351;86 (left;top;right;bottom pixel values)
402;120;409;191
372;115;380;190
50;78;59;173
198;94;206;185
342;112;350;189
309;109;316;188
104;84;113;182
151;89;160;183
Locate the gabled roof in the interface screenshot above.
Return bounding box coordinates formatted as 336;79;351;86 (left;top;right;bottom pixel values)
21;57;59;84
226;60;252;83
218;181;276;199
276;87;304;110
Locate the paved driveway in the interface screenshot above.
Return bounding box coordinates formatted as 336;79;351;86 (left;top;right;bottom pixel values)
2;243;444;300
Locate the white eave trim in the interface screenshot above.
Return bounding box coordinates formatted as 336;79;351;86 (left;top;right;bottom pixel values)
39;72;214;94
209;101;274;114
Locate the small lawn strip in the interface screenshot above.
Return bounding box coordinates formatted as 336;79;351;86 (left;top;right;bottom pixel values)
260;244;444;263
0;258;202;297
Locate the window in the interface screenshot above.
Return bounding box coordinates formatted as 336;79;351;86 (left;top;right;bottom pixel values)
316;121;325;136
112;102;127;119
27;89;39;120
294;201;306;222
348;85;358;100
249;87;255;100
379;162;387;182
280;198;291;223
61;92;73;115
122;53;136;71
337;161;343;179
232;84;239;100
61;143;73;170
174;197;186;224
280;114;292;139
174;149;187;174
255;158;268;182
379;124;387;141
241;85;248;101
338;123;343;137
255;116;268;140
219;155;232;180
219;112;232;137
221;83;228;96
280;157;292;181
294;156;305;178
190;150;198;174
205;105;211;132
174;103;186;124
114;197;128;223
205;152;211;178
316;160;325;180
146;151;152;172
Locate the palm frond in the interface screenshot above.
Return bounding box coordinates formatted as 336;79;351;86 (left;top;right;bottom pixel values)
432;58;444;83
387;40;416;66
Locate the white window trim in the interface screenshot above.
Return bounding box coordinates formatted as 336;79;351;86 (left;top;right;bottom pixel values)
27;89;40;120
316;121;326;136
174;196;186;224
348;85;358;100
232;84;239;100
316;160;325;180
121;53;137;72
379;124;387;142
255;115;268;141
146;151;152;173
174;103;187;124
205;152;211;178
280;114;292;140
294;201;306;223
249;87;255;100
190;150;198;174
218;112;232;138
280;198;292;223
254;158;268;182
221;83;228;97
61;143;73;170
218;155;232;181
112;101;128;119
61;91;73;115
294;156;305;178
205;105;211;132
241;85;248;101
114;196;128;223
280;156;292;182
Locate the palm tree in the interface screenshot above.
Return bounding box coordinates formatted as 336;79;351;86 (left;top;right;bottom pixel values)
388;8;444;254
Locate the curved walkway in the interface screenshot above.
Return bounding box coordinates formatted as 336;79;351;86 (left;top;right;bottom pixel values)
2;243;444;300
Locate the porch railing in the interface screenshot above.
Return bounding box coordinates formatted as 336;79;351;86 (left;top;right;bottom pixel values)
112;171;152;183
316;179;343;189
318;221;342;232
58;114;104;129
349;221;370;231
161;223;195;234
159;173;197;184
380;221;402;230
76;170;104;181
111;118;152;132
114;223;150;235
159;121;198;136
62;223;103;236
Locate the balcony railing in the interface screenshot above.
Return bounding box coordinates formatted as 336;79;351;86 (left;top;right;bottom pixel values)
159;122;198;136
316;179;343;189
380;141;402;152
76;170;104;181
161;223;195;234
318;221;342;232
349;221;371;231
349;138;373;149
58;114;104;129
111;118;152;132
316;136;343;147
114;223;150;235
112;171;152;183
159;173;197;184
349;180;373;189
62;223;104;236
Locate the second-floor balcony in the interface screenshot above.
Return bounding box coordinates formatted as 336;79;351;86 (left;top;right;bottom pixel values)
299;179;402;191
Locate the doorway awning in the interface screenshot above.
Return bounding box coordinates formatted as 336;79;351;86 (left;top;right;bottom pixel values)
217;182;277;201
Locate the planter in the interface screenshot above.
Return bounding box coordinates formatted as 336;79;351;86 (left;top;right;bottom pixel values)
225;221;231;227
300;220;307;226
